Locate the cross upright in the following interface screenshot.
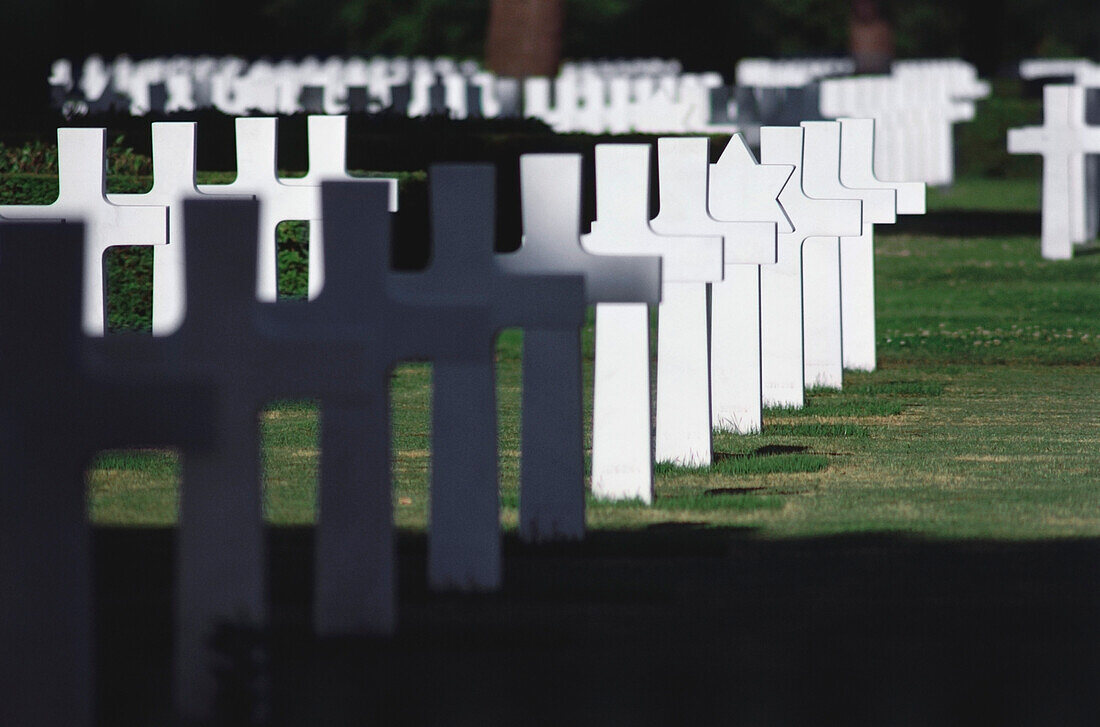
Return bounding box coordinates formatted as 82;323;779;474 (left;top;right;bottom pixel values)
497;153;661;542
90;197;373;724
582;144;723;500
0;127;166;335
799;120;893;390
289;180;492;635
758;125;862;409
707;133;794;434
0;221;213;727
108;121;252;335
197;116;320;298
649;136;776;466
1008;84;1100;259
388;165;586;590
837;117;926;372
280;114;398;299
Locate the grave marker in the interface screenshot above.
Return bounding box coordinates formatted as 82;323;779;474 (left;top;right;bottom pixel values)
649;137;776;465
306;181;490;633
0;221;213;727
197;117;319;299
91;198;371;722
582;145;722;499
498;154;660;541
799;121;894;389
280;115;398;300
389;165;585;587
1008;85;1100;259
707;134;794;433
108;121;251;335
837;117;926;371
757;126;862;408
0;128;166;335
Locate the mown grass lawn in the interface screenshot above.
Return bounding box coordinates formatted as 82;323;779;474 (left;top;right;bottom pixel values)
70;174;1100;725
87;176;1100;539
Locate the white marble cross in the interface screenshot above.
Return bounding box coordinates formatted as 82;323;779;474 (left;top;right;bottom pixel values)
280;115;399;299
497;154;661;542
799;121;895;389
582;145;723;499
837;117;926;372
707;134;794;433
304;181;493;635
758;126;862;408
91;198;372;724
389;165;586;590
649;137;776;465
0;128;166;335
197;117;319;299
1008;85;1100;259
0;220;213;727
108;122;252;336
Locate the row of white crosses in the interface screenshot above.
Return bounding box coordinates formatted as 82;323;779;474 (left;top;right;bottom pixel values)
50;54;739;133
524;69;735;134
0;115;396;334
0;159;653;725
50;54;484;116
735;57;857;87
1008;84;1100;259
0;114;925;725
586;119;924;499
820;59;990;186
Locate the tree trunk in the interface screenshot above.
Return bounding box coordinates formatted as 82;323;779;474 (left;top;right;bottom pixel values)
484;0;564;78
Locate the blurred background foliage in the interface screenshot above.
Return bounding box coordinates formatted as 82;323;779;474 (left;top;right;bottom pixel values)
8;0;1100;80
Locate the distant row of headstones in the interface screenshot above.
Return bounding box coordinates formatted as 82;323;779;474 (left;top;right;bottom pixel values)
48;54;990;172
1010;59;1100;259
49;54;734;133
0;113;924;725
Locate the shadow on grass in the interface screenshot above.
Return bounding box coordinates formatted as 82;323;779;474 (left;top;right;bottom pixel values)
891;210;1041;237
93;525;1100;726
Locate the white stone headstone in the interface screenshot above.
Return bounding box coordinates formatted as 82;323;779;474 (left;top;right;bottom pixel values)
280;115;398;299
0;128;166;336
390;165;586;590
198;117;320;299
108;122;251;336
582;144;722;499
306;181;493;634
0;220;213;727
91;197;373;723
707;134;794;433
649;137;775;464
837;117;926;371
1008;85;1100;260
498;154;660;541
799;121;894;389
758;126;862;408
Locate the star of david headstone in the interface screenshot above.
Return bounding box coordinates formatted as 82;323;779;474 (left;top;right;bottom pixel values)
707;133;794;433
649;137;776;465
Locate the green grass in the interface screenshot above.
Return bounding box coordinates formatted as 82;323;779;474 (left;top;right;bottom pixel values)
85;176;1100;540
